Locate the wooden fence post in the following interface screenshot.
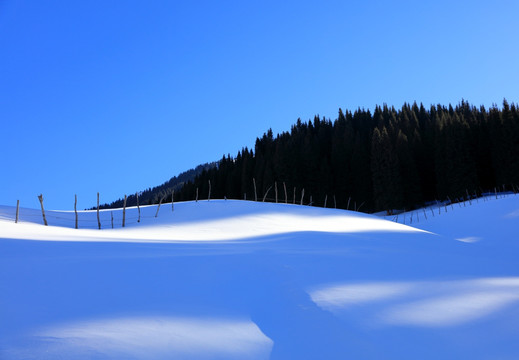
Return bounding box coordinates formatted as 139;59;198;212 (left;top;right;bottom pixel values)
196;188;199;202
172;190;175;211
37;194;48;226
74;194;78;229
111;211;114;229
122;194;127;227
283;182;287;204
97;192;101;229
136;192;141;223
293;187;296;204
275;182;278;203
208;180;211;201
300;188;305;205
324;195;328;208
155;194;165;217
347;197;351;211
262;185;272;202
447;196;453;210
253;178;257;202
15;200;20;223
333;195;337;209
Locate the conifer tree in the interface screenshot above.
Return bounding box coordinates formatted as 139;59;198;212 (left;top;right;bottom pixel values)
371;127;401;212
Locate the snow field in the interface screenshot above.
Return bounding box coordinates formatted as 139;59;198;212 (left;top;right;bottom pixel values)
1;196;518;359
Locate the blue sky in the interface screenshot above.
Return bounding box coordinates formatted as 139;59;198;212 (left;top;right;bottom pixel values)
1;0;518;210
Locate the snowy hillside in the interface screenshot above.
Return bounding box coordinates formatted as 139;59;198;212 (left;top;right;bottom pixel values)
1;196;518;359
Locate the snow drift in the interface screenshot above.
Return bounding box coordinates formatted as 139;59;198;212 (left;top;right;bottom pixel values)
1;196;518;359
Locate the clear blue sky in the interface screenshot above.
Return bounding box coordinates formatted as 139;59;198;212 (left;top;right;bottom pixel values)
1;0;518;210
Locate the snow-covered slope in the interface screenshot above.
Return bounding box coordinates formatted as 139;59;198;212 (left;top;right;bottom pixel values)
0;196;518;359
0;200;423;242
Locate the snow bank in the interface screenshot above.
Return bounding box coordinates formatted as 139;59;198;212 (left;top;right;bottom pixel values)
0;200;425;242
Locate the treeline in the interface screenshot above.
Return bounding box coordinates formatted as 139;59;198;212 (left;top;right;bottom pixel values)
172;99;519;213
96;163;216;209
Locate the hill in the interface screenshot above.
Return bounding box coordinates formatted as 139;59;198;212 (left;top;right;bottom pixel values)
1;194;518;359
97;100;519;215
95;162;216;209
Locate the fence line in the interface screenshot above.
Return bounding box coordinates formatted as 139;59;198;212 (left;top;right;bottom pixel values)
8;185;517;229
387;191;517;225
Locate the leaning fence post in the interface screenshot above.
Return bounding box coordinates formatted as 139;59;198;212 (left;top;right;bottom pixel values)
74;194;78;229
155;194;165;217
171;190;175;211
283;182;287;204
136;192;141;222
37;194;48;226
262;185;272;202
324;195;327;208
122;194;127;227
275;181;278;203
15;200;20;223
208;180;211;201
300;188;305;205
111;211;114;229
293;187;296;204
97;192;101;229
196;188;199;202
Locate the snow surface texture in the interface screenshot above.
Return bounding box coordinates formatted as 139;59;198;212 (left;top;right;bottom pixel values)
1;196;518;359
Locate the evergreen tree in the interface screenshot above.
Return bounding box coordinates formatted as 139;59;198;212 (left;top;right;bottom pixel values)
371;127;401;212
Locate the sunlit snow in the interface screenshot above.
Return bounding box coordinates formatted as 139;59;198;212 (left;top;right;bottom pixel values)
19;316;273;360
1;196;518;359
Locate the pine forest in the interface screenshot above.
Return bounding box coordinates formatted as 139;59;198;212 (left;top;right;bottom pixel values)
105;100;519;214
